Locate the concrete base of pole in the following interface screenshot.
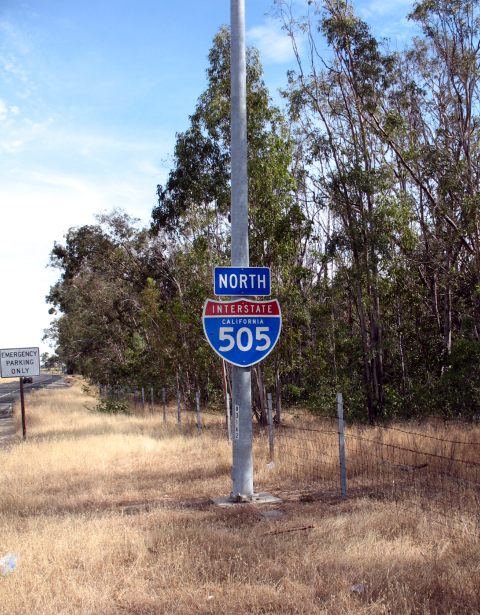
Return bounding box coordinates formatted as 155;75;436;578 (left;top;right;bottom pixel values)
211;492;282;507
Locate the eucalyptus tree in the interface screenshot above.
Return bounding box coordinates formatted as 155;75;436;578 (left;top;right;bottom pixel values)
152;26;310;420
372;0;480;368
279;0;407;420
278;0;480;418
46;211;175;386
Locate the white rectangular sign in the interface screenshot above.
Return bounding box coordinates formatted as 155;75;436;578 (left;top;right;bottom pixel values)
0;347;40;378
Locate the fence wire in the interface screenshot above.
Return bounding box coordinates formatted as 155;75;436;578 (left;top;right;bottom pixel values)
98;384;480;528
274;413;480;529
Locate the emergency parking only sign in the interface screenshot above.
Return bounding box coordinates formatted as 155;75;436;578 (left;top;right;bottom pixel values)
0;347;40;378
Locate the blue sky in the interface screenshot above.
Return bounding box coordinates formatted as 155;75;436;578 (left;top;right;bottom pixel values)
0;0;417;358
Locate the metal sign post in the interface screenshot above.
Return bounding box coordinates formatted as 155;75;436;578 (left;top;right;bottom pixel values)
230;0;253;500
1;347;40;442
19;377;26;440
206;2;283;508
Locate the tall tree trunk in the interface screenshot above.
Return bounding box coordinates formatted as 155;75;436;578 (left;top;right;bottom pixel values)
253;364;268;425
353;277;376;423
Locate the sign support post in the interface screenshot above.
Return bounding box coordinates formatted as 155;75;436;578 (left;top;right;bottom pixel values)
19;377;26;441
230;0;253;500
1;347;40;442
208;4;281;508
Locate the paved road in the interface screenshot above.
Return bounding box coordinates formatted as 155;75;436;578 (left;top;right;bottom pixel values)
0;375;65;444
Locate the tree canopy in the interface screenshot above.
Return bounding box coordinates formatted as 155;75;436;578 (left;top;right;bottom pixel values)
47;4;480;421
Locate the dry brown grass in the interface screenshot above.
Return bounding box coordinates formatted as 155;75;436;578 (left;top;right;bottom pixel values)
0;379;479;614
275;410;480;491
0;377;20;385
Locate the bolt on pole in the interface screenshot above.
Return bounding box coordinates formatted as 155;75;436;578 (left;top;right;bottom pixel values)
230;0;254;499
226;392;232;442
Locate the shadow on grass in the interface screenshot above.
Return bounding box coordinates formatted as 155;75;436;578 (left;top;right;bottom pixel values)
1;464;230;519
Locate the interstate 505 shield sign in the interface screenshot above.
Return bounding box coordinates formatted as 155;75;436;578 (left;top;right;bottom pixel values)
203;299;282;368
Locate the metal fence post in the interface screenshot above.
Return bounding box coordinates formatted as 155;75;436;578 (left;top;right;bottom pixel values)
20;377;26;441
176;387;181;425
226;392;232;442
162;388;167;422
196;391;202;433
337;392;347;499
267;392;274;462
150;387;154;413
141;387;145;413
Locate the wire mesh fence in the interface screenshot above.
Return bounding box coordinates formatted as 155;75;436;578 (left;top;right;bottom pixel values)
97;382;229;434
97;382;480;528
275;410;480;529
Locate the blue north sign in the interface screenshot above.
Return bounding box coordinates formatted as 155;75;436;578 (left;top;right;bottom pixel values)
202;298;281;367
214;266;270;296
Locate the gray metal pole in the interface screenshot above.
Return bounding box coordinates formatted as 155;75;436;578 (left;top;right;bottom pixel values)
230;0;253;500
162;387;167;422
337;392;347;499
267;392;274;462
176;388;181;425
150;387;154;413
141;387;145;413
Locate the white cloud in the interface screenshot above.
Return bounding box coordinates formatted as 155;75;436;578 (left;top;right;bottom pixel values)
0;99;7;121
136;159;167;178
2;139;23;153
2;59;30;84
0;116;53;154
0;19;34;95
247;18;297;64
355;0;418;44
0;98;20;123
0;168;158;353
359;0;413;19
0;18;32;56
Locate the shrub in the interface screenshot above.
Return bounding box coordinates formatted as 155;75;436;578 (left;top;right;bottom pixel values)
95;398;130;415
